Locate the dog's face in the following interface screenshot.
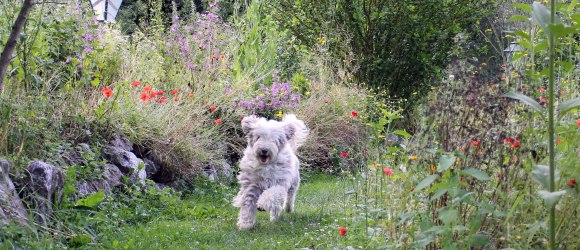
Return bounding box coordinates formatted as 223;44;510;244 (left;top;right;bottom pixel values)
242;116;295;164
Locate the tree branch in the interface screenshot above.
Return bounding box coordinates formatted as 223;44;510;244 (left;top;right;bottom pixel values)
0;0;35;93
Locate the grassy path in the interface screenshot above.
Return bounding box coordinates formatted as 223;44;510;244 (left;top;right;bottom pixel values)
101;175;355;249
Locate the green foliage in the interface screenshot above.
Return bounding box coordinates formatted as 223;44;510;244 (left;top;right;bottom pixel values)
270;0;496;107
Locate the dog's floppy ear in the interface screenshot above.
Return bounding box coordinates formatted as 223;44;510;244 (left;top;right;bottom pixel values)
241;115;259;135
283;124;295;140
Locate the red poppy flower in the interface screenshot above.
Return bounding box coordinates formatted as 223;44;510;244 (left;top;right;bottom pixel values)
576;118;580;127
339;227;347;236
383;167;393;176
220;55;225;59
539;87;546;93
471;141;480;147
171;89;178;95
340;151;348;157
556;139;561;145
155;90;164;95
211;55;218;59
101;86;113;98
566;179;576;188
174;97;179;102
351;111;357;117
143;85;152;92
501;63;506;68
149;92;157;99
155;96;167;104
214;119;222;125
503;137;514;144
131;81;141;87
210;105;216;112
140;92;148;102
511;139;521;148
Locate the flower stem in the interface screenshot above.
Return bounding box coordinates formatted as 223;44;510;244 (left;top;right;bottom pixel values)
548;1;556;249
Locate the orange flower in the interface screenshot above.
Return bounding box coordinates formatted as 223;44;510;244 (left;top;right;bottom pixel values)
383;167;393;176
171;89;178;95
140;92;148;102
101;86;113;98
143;85;152;92
155;96;167;103
188;93;194;98
209;105;216;112
131;81;141;87
214;118;222;124
220;55;225;59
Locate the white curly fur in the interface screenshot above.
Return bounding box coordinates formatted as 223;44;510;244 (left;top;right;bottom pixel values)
233;114;309;230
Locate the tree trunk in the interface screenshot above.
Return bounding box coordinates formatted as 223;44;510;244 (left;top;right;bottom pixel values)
0;0;35;93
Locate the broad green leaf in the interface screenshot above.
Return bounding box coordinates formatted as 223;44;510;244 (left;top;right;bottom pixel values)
471;233;490;247
532;165;550;189
510;15;529;22
538;190;567;207
461;168;491;181
517;40;532;50
572;13;580;27
532;2;551;30
568;0;578;11
415;174;438;193
74;190;105;209
558;98;580;117
437;154;456;172
438;207;458;225
557;61;574;75
513;3;532;12
531;165;560;189
502;92;544;113
430;187;449;201
512;30;531;41
393;129;412;139
547;23;577;37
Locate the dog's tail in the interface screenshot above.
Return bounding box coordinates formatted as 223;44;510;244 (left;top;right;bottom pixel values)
282;114;309;151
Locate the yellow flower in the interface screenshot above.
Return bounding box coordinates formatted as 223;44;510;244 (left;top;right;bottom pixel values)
410;155;418;161
430;165;437;174
276;111;283;118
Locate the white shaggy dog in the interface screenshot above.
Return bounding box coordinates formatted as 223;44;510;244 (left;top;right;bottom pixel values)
233;114;309;230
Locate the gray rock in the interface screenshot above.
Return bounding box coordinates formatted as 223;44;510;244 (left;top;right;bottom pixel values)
110;135;133;152
73;164;123;196
143;158;159;178
101;146;146;184
204;160;233;181
0;159;29;225
26;161;64;220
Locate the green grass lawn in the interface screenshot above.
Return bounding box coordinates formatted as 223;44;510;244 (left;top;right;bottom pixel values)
100;175;357;249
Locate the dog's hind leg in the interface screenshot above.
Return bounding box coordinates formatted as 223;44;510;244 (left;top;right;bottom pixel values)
237;184;262;230
284;178;300;213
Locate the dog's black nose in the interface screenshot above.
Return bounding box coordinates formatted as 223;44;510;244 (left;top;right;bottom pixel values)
259;149;270;156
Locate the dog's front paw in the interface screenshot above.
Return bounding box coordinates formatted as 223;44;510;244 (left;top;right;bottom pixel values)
237;221;255;230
